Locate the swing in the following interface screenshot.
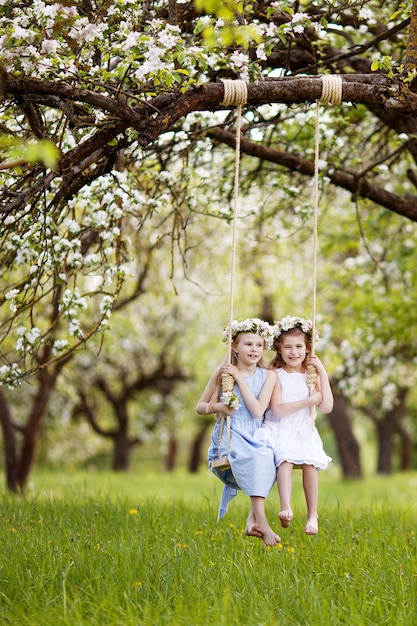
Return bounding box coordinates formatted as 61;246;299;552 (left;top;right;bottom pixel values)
211;75;343;469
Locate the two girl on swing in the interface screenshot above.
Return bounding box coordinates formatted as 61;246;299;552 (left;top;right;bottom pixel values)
196;316;333;545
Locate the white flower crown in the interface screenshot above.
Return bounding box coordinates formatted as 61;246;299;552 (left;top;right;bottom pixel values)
272;316;319;350
222;318;274;347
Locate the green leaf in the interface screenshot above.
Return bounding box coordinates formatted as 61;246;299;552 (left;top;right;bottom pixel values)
11;139;59;169
193;20;208;36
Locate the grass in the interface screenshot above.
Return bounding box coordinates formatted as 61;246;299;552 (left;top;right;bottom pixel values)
1;468;417;625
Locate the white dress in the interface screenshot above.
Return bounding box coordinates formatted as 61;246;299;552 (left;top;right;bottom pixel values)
259;368;331;470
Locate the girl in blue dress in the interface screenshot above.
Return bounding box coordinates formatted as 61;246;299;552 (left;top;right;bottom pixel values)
196;318;280;546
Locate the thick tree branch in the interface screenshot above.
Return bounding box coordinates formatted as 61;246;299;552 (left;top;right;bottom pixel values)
3;74;417;222
209;127;417;222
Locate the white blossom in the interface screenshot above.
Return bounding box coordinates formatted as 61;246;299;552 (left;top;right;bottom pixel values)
256;45;267;61
41;39;58;54
99;295;114;316
67;220;81;234
5;289;20;300
358;8;374;21
52;340;70;355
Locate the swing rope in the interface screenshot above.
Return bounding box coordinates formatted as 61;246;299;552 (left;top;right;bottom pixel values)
307;75;343;423
211;79;248;470
221;79;248;365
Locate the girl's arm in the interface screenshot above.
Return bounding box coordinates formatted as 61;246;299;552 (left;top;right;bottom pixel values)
195;367;233;416
308;355;334;414
270;374;322;418
221;365;277;419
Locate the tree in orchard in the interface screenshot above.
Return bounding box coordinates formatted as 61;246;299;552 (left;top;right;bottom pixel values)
69;292;194;472
1;0;417;489
318;203;417;474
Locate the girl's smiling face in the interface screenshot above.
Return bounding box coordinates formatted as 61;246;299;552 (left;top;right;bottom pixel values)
233;332;264;366
279;331;308;371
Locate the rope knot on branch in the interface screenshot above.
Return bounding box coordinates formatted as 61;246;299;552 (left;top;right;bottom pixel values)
319;75;343;104
221;79;248;107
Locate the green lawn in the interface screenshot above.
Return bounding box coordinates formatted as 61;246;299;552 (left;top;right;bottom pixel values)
1;468;416;625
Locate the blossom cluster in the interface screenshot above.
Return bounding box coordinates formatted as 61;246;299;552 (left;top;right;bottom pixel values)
271;316;320;350
0;0;329;87
222;318;274;347
220;390;241;411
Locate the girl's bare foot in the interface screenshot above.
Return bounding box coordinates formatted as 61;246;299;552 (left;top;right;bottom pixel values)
260;525;281;547
278;509;293;528
245;522;263;538
305;516;318;535
245;513;263;538
245;515;281;545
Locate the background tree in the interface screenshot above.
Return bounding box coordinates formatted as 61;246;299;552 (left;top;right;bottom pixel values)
72;303;189;472
2;1;417;488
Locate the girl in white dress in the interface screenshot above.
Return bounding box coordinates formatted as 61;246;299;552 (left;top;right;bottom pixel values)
261;316;333;535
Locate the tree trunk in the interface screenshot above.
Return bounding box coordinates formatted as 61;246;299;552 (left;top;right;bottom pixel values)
327;387;362;478
188;419;211;473
112;402;132;471
0;389;20;492
376;419;395;474
376;388;407;474
165;434;178;471
16;369;57;490
398;430;413;470
112;431;132;471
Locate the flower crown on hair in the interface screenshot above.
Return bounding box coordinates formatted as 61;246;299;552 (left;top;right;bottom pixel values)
272;316;319;350
222;318;274;347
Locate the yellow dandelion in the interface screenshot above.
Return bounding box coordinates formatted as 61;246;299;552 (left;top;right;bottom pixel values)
132;581;142;588
129;508;138;515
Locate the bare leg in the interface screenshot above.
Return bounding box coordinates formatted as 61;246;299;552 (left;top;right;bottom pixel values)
245;496;281;546
244;499;263;538
303;464;319;535
277;462;294;528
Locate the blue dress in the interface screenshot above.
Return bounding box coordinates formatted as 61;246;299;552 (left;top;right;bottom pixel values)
208;366;276;519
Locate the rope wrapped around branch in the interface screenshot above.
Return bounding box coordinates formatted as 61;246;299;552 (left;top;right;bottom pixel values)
211;80;248;471
307;75;342;426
